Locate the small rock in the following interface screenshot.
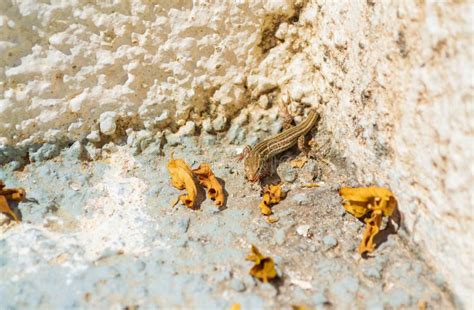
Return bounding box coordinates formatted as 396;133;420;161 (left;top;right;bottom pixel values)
313;292;328;306
258;95;269;109
242;274;256;288
176;217;190;234
323;235;338;249
385;289;412;308
292;193;308;205
86;130;101;142
201;133;216;146
202;118;213;133
274;229;286;245
260;282;278;297
102;142;117;153
283;169;297;183
214;269;231;282
296;225;311;237
212;115;227;132
229;278;246;292
64;141;84;160
99;111;118;135
29;144;59;162
362;265;381;279
226;124;242;143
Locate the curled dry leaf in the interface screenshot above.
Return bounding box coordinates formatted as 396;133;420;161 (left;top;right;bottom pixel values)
339;187;397;254
167;154;198;209
192;163;224;207
259;184;285;216
0;180;26;222
246;245;277;283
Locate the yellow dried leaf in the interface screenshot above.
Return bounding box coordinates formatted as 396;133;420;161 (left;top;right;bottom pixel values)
339;187;396;218
358;212;382;254
339;187;398;254
0;181;25;222
258;184;286;215
292;305;312;310
167;155;198;209
230;304;241;310
266;216;279;224
301;183;320;188
290;157;308;168
246;245;277;283
192;163;224;207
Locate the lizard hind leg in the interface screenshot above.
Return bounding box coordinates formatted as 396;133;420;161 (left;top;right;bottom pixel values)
297;134;313;158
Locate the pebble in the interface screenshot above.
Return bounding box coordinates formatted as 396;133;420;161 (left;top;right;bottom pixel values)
312;292;329;306
283;169;297;183
260;282;278;297
362;265;381;279
201;133;216;146
202;118;213;133
296;224;311;237
86;130;101;142
274;229;286;245
323;235;338;249
329;276;359;304
99;111;118;135
385;289;412;308
176;217;190;234
212;115;227;131
64;141;83;160
29;144;60;162
292;193;309;205
229;278;246;292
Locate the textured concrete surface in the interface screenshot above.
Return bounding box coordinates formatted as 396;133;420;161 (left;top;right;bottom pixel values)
0;0;472;307
0;141;456;309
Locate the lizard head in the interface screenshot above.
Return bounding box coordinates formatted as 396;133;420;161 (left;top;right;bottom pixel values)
244;153;262;183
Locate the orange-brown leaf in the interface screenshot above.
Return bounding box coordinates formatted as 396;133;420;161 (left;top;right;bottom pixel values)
246;245;277;283
0;181;25;222
192;163;224;207
230;304;241;310
0;195;18;221
358;212;382;254
258;184;285;216
339;187;398;254
339;187;396;218
167;155;198;209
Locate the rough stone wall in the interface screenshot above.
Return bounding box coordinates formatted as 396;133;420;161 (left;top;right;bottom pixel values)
0;0;472;307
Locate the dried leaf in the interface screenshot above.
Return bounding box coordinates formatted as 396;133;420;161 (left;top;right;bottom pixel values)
290;157;308;168
266;216;279;224
230;304;241;310
292;305;312;310
192;163;224;207
339;187;396;218
301;183;320;188
167;154;198;209
418;300;428;310
258;184;286;216
246;245;277;282
339;187;398;254
0;196;18;221
0;181;26;222
358;211;382;254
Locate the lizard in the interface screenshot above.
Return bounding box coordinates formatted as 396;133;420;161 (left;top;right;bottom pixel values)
242;109;319;183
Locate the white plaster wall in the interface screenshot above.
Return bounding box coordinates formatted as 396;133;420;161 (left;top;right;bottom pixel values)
0;0;472;307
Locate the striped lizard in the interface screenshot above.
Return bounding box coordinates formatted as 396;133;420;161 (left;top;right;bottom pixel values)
242;109;319;183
